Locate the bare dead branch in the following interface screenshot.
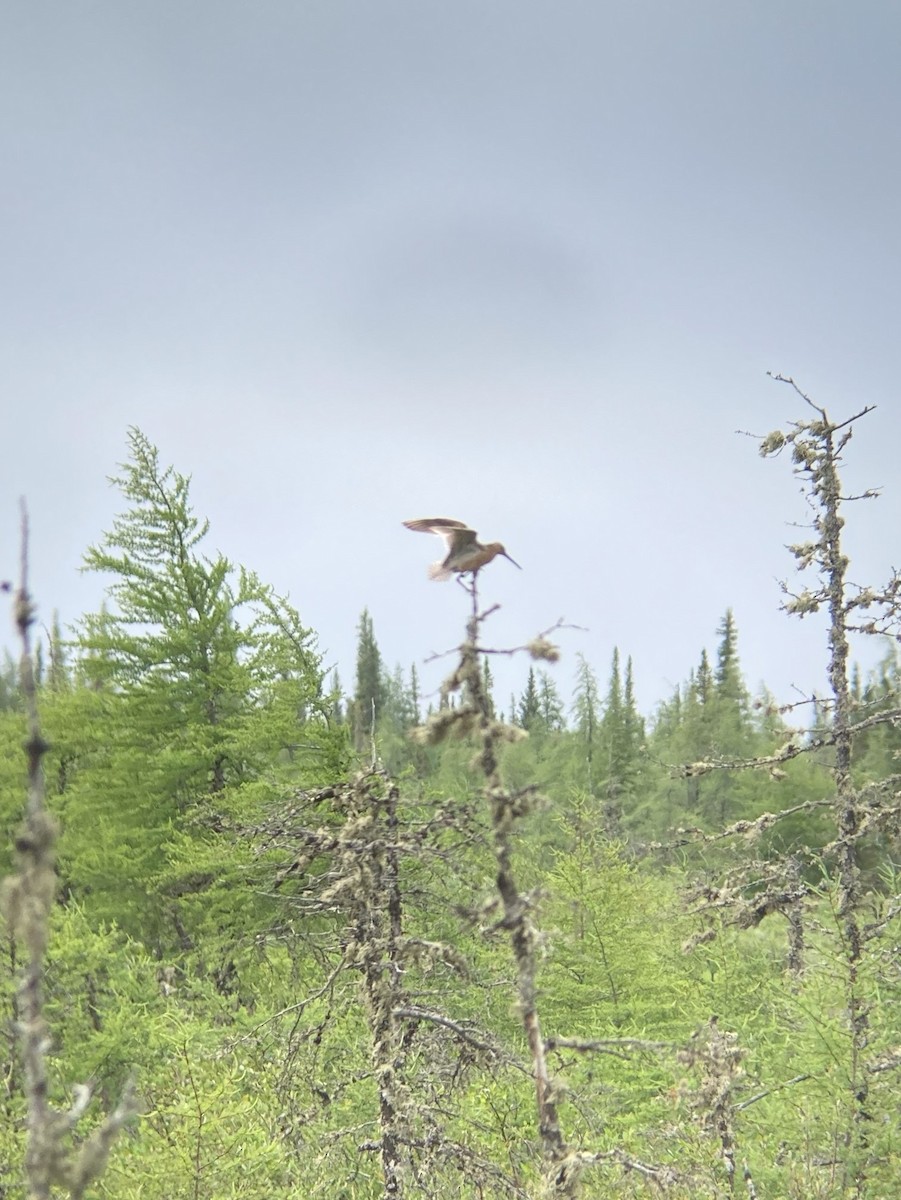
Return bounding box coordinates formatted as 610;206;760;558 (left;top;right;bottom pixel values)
546;1036;679;1059
422;616;582;667
679;707;901;778
767;372;877;430
652;798;834;850
734;1073;812;1111
393;1007;507;1060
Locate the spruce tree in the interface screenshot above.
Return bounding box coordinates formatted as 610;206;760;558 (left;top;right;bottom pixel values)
713;608;753;756
537;671;565;733
623;656;644;758
517;667;541;731
410;662;421;723
682;650;716;762
481;657;496;718
596;648;645;834
572;654;600;768
327;668;345;724
695;648;714;709
352;608;384;749
46;611;69;693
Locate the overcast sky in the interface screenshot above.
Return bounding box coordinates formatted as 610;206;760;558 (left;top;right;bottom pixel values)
3;1;900;719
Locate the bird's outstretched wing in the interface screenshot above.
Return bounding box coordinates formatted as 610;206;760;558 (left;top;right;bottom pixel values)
403;517;471;533
402;517;478;550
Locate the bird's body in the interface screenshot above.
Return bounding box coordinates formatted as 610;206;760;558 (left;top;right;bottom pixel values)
403;517;521;581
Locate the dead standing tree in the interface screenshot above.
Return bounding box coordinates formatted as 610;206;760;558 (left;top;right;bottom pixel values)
763;375;901;1192
257;576;668;1197
679;379;901;1195
1;506;138;1199
411;583;677;1197
251;767;526;1198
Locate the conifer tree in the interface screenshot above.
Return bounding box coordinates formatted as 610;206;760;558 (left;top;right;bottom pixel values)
572;653;600;790
602;647;624;739
327;668;345;724
67;427;327;946
32;639;44;689
852;646;901;782
599;647;625;836
410;662;421;723
713;608;753;756
596;648;645;833
623;655;644;757
46;611;68;693
517;667;541;731
352;608;384;749
681;650;717;764
381;663;420;735
695;648;714;709
653;682;682;742
481;657;496;718
537;671;565;732
0;651;19;713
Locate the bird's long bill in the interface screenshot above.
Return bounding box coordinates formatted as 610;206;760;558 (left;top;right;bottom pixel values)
503;551;522;569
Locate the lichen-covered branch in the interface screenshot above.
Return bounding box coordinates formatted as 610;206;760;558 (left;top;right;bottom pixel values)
415;577;581;1191
679;707;901;779
255;768;514;1196
763;377;900;1190
1;503;139;1199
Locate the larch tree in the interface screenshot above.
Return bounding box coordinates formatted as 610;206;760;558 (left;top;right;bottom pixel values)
63;427;329;950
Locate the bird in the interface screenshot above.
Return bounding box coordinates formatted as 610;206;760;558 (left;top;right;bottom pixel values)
403;517;521;581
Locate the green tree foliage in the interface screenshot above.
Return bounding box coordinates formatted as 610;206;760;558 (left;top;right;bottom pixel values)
570;652;600;798
537;671;565;733
644;614;775;832
326;667;344;724
351;607;384;749
481;656;495;718
4;397;901;1197
54;428;332;948
698;610;758;823
712;608;751;750
0;650;19;713
852;645;901;783
517;666;541;731
381;663;419;735
596;649;645;833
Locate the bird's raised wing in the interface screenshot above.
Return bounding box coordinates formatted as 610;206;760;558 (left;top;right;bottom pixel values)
402;517;478;550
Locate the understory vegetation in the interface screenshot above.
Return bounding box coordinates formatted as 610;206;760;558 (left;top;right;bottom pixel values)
2;382;900;1198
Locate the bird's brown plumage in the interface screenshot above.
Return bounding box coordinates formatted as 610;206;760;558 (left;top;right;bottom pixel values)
403;517;521;580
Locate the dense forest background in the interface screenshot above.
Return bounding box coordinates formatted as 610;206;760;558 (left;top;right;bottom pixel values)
2;391;901;1198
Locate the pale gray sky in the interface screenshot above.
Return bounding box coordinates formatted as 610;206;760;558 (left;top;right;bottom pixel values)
3;1;900;716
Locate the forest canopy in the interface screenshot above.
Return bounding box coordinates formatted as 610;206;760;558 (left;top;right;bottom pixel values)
2;393;901;1199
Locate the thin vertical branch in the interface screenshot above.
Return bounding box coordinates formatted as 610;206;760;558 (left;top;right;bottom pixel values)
6;501;58;1198
461;575;575;1191
766;377;878;1191
1;501;139;1199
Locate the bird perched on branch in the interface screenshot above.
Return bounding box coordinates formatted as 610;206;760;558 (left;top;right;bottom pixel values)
403;517;521;581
